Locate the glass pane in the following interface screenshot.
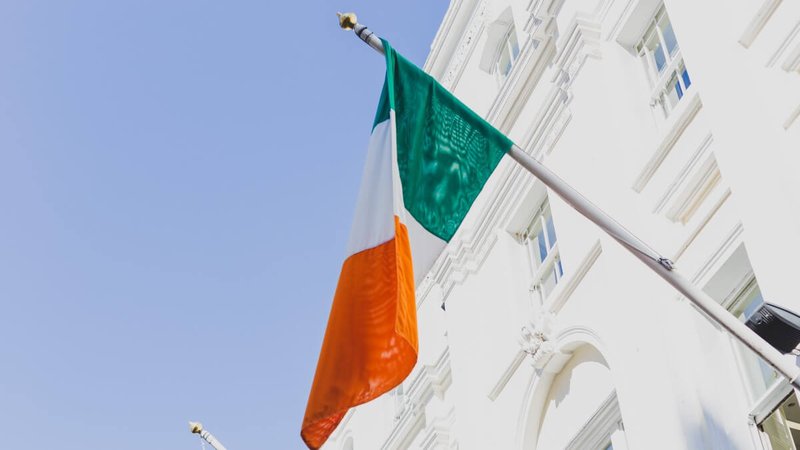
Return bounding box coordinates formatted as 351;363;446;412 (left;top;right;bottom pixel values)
546;215;557;248
509;31;520;60
681;66;691;89
660;17;679;56
498;47;512;76
733;285;779;400
645;29;666;73
653;44;666;73
734;286;764;318
556;258;564;277
537;229;548;262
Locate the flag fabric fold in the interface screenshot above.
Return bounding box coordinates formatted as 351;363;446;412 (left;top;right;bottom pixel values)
301;40;513;449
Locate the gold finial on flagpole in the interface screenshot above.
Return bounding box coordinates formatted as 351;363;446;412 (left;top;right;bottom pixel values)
189;421;203;434
337;12;358;30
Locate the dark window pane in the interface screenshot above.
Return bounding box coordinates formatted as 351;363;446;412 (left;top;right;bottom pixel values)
675;77;684;99
682;67;691;89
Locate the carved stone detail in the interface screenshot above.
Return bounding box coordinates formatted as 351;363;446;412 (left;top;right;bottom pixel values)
442;0;489;88
518;312;558;369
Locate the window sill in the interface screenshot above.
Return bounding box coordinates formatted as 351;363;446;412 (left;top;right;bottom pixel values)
749;378;792;424
545;239;603;314
632;89;703;193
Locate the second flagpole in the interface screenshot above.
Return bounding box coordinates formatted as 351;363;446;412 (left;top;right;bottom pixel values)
336;13;800;389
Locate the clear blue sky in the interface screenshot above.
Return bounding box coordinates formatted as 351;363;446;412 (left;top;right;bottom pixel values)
0;2;448;448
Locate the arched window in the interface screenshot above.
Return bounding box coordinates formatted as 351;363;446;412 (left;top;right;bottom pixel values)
535;345;627;450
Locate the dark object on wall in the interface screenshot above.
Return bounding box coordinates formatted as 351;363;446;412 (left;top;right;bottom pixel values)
746;303;800;354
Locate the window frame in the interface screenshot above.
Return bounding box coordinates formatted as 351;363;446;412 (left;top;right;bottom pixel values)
634;6;691;118
723;276;783;404
723;274;800;448
494;26;520;84
750;384;800;450
522;200;563;304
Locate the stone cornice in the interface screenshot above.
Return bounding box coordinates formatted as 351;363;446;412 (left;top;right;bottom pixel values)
441;0;490;89
425;0;480;77
381;348;452;450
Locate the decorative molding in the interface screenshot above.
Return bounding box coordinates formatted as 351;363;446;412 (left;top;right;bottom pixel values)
518;85;571;160
425;0;474;74
781;41;800;72
564;391;622;450
665;157;721;224
426;8;605;308
487;225;603;403
547;239;603;313
514;326;610;449
433;159;536;304
487;28;554;134
488;350;527;401
689;221;744;285
766;18;800;68
484;0;562;133
381;348;452;450
784;104;800;129
739;0;783;48
382;408;425;450
524;0;555;37
420;407;458;450
441;0;489;89
652;133;714;215
632;91;703;193
513;16;601;154
606;0;637;42
519;312;562;370
671;189;732;262
553;16;603;82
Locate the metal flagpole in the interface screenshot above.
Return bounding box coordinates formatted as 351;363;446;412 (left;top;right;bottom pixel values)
336;13;800;389
189;422;229;450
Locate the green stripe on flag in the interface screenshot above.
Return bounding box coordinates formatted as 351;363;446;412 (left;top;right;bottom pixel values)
382;40;513;242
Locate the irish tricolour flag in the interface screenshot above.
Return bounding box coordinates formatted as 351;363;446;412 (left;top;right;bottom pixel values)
301;40;513;449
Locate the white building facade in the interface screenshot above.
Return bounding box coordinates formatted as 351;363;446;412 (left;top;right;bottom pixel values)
326;0;800;448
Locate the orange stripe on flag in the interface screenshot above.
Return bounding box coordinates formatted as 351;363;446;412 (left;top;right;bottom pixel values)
301;217;418;449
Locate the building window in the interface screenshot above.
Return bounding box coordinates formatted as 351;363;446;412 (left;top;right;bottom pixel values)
727;279;780;401
495;27;520;83
523;200;563;302
635;6;691;118
724;276;800;448
757;392;800;449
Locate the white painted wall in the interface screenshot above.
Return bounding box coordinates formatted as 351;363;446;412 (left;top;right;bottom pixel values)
324;0;800;448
